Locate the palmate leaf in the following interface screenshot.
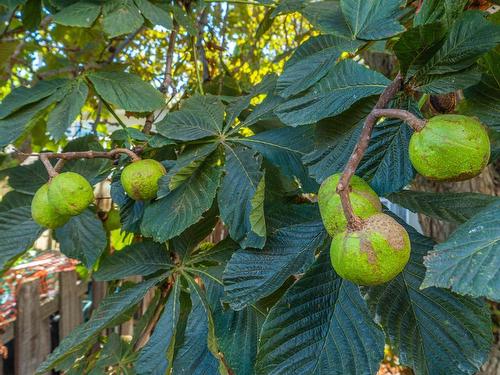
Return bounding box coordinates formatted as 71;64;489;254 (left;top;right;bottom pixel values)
55;209;107;269
0;206;43;272
134;0;172;29
223;220;328;311
300;1;352;37
2;160;48;194
88;71;165;112
387;191;499;224
422;201;500;301
340;0;405;40
276;34;362;98
275;60;389;126
141;149;223;243
156;95;225;141
37;276;164;374
413;0;467;26
233;126;318;192
135;282;181;375
413;66;482;94
52;1;101;27
47;79;89;141
218;145;265;249
255;251;384;375
94;240;171;281
366;223;492;375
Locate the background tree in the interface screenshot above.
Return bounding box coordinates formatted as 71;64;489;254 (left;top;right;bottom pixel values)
0;0;499;374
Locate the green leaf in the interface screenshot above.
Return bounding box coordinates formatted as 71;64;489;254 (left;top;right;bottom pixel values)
53;2;101;27
88;71;165;112
170;3;197;35
0;79;68;119
94;240;171;281
459;74;500;131
366;223;492;375
301;1;352;37
102;0;144;38
136;282;181;375
249;175;266;238
394;23;446;75
171;278;219;374
276;35;362;98
223;221;327;310
22;0;41;30
37;277;163;374
233;126;318;192
0;206;43;272
340;0;405;40
141;150;223;243
47;80;89;141
156;95;224;141
387;191;499;224
414;66;482;94
134;0;172;29
55;209;107;268
418;11;500;75
256;250;384;375
0;191;32;212
422;201;500;301
2;160;48;194
414;0;468;27
203;275;264;375
218;145;265;249
275;60;389;126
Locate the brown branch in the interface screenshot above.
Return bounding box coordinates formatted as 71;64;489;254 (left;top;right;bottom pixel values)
336;73;404;230
41;148;141;162
39;154;57;179
371;108;427;131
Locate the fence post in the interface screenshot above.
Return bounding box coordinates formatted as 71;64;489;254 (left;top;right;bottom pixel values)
14;278;42;374
59;270;82;339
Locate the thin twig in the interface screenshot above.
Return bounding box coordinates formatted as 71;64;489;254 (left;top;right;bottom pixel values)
371;108;427;131
336;73;404;230
39;154;57;178
40;148;141;162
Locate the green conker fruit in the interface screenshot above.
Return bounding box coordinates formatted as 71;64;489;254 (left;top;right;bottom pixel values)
409;114;490;181
31;184;70;229
318;173;381;236
330;213;411;286
121;159;166;201
48;172;94;216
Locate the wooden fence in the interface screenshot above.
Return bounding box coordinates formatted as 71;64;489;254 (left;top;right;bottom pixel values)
0;270;107;375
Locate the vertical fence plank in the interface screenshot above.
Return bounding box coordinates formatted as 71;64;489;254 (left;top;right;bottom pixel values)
14;278;42;375
59;270;82;339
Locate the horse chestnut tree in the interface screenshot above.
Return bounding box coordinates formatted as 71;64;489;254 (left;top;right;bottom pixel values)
0;1;499;374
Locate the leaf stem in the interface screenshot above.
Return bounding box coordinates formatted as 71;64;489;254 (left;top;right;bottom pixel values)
336;73;404;231
191;36;205;95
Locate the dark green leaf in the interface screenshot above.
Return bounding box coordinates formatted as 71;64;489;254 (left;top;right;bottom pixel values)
0;206;43;272
55;209;107;268
233;126;318;192
3;160;48;194
394;23;446;75
136;282;181;375
88;71;165;112
418;11;500;75
276;35;362;98
0;191;32;211
171;279;219;375
134;0;172;29
218;145;265;249
22;0;41;30
414;0;467;26
0;79;68;119
256;251;384;375
275;60;389;126
47;80;89;141
53;1;101;27
301;1;351;37
340;0;405;40
141;150;223;242
94;240;171;281
414;66;482;94
366;223;492;375
156;95;224;141
102;0;143;38
422;201;500;301
387;191;499;224
37;277;163;374
223;221;327;310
